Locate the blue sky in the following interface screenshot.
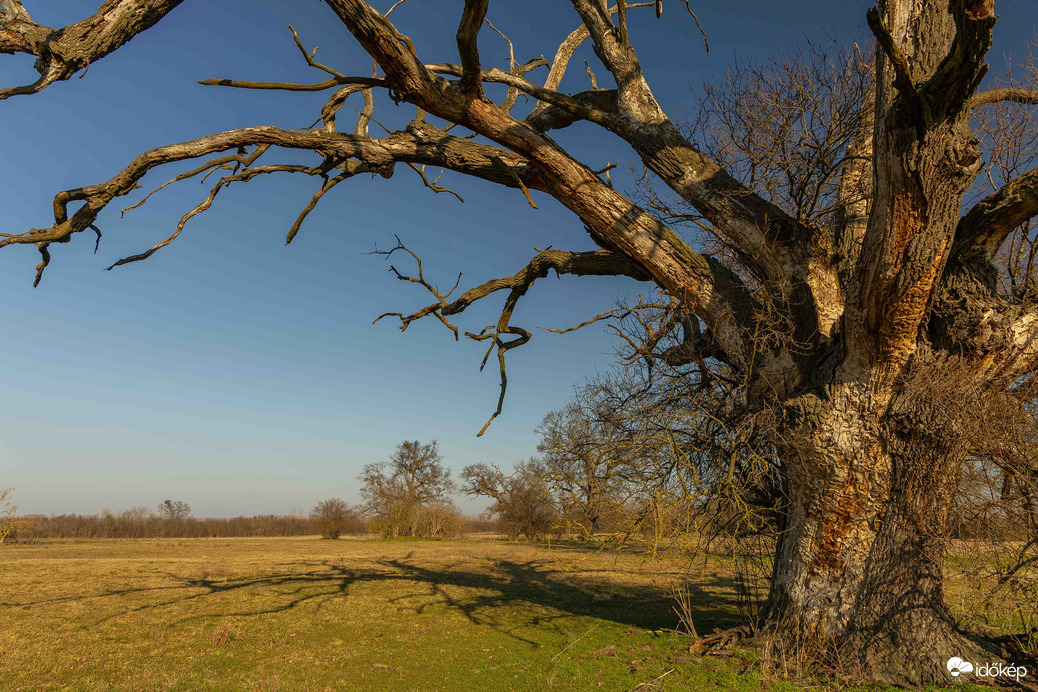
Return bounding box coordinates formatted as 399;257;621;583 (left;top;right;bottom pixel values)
1;1;1034;517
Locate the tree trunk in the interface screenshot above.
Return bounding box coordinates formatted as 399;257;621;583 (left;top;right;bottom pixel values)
841;403;974;684
756;2;1003;682
766;379;988;685
766;385;891;641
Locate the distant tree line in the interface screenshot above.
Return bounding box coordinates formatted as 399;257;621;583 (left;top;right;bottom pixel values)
9;493;497;541
20;505;318;540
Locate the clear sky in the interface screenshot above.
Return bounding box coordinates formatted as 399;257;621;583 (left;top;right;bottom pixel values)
1;1;1034;517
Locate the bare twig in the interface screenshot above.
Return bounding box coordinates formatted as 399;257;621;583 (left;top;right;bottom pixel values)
407;163;465;203
551;622;600;661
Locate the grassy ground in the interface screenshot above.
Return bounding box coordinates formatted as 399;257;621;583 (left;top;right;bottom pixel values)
0;536;976;691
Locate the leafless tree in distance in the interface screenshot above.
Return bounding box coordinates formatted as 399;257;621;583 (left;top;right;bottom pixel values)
461;459;560;540
359;440;460;538
156;499;191;521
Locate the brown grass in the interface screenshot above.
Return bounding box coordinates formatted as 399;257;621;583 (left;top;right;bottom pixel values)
0;536;971;691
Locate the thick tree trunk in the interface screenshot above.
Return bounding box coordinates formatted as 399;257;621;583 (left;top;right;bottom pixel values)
766;385;889;637
757;3;1003;683
765;380;988;685
842;399;974;685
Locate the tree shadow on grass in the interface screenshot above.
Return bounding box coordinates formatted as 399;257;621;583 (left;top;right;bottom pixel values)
5;551;747;644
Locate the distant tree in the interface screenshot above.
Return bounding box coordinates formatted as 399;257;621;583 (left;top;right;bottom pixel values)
156;499;191;521
0;488;32;545
360;440;459;538
537;399;629;538
122;506;155;521
461;460;560;541
117;506;156;539
310;498;362;539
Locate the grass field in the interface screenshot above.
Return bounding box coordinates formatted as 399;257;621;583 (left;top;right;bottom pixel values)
0;536;973;691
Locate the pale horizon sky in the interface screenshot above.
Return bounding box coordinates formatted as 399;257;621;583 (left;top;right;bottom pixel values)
1;1;1034;517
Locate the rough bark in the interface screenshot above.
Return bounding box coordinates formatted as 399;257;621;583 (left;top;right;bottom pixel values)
0;0;183;99
763;1;1007;684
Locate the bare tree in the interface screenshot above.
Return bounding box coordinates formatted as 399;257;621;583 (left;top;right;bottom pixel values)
536;401;629;538
3;0;1037;682
156;499;191;521
0;488;32;544
461;459;560;540
311;498;362;539
359;440;459;538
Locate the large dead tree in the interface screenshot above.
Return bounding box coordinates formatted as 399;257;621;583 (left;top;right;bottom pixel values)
3;0;1038;684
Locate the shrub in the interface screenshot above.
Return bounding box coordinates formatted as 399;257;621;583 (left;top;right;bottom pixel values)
311;498;362;539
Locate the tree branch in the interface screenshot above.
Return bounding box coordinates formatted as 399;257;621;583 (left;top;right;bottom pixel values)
326;2;762;370
0;0;30;23
9;0;789;427
0;0;183;100
866;7;930;132
456;0;488;96
198;76;383;92
1;123;548;272
922;0;996;119
372;243;655;435
953;168;1038;265
566;0;829;317
970;87;1038;109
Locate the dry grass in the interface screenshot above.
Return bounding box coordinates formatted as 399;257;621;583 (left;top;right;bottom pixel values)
0;536;966;691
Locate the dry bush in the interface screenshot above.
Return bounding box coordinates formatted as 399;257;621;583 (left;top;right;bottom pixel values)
368;501;463;540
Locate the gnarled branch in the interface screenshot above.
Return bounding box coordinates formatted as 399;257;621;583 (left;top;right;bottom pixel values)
971;87;1038;109
0;0;183;100
953;168;1038;265
456;0;488;96
372;242;654;434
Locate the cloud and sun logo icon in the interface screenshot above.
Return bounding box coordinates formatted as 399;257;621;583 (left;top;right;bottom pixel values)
946;657;974;677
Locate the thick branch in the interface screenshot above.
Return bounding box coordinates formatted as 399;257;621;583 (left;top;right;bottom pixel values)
0;0;183;100
456;0;488;96
866;7;929;131
324;0;440;102
427;63;616;128
447;248;653;315
970;87;1038;109
566;0;830;328
841;0;995;387
528;1;653;121
921;0;996;120
0;0;30;23
526;89;619;132
375;247;652;333
953;168;1038;265
2;123;547;263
